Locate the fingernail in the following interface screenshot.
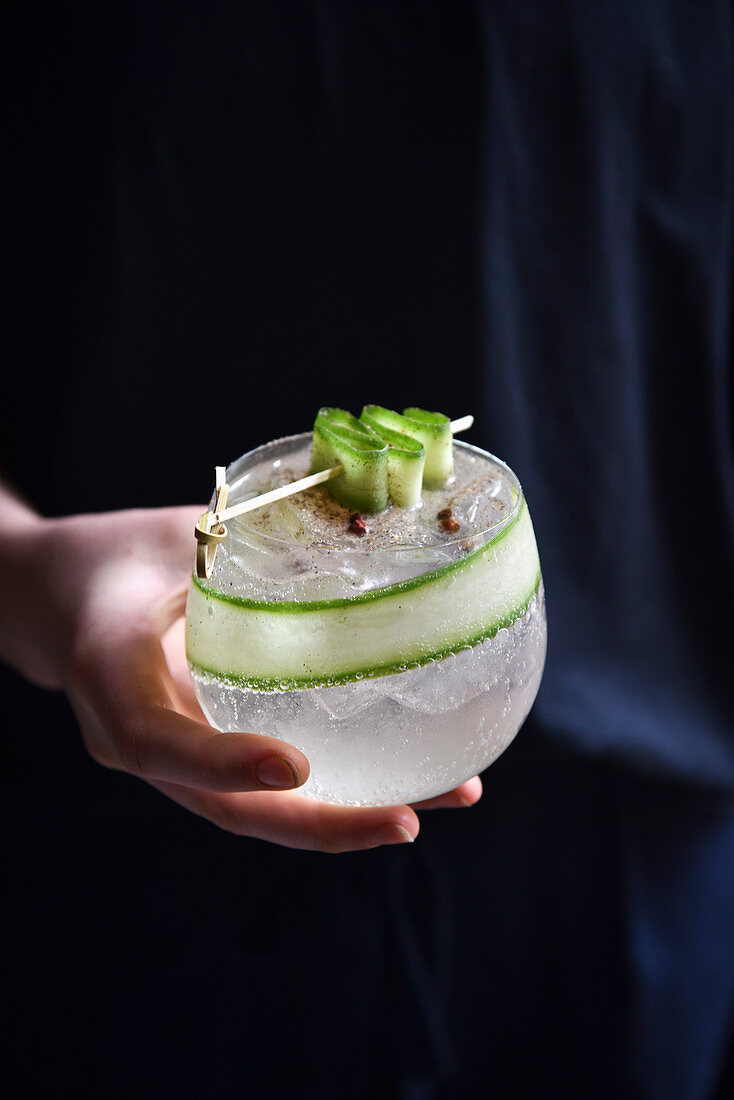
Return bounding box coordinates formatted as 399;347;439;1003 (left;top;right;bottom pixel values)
256;755;301;789
369;824;415;847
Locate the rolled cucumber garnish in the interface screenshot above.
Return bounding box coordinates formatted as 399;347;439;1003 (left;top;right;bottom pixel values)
360;405;426;509
401;408;453;488
310;404;454;512
310;407;389;513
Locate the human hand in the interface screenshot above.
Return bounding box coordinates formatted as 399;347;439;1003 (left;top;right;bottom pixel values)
0;497;481;851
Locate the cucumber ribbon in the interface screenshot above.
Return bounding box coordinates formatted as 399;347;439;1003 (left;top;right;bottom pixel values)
186;500;541;691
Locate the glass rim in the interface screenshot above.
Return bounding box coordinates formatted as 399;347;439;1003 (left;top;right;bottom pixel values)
219;431;525;554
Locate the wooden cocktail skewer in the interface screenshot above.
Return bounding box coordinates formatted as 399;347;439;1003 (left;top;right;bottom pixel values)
194;416;474;579
447;414;473;435
211;465;340;525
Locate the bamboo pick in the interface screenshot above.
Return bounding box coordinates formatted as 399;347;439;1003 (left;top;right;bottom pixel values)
212;465;341;524
449;414;473;434
193;415;475;578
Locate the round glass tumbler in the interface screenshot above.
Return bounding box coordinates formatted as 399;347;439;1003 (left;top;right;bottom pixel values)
185;433;546;806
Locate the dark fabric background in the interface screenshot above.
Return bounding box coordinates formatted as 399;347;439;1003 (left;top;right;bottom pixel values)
5;0;733;786
5;0;483;514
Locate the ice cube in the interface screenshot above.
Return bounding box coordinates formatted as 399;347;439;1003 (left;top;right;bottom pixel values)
313;676;394;720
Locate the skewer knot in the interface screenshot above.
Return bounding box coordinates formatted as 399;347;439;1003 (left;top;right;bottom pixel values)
194;473;230;579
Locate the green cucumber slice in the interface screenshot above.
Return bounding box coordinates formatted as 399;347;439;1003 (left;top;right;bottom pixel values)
401;407;453;488
310;407;388;513
186;500;541;690
359;406;426;508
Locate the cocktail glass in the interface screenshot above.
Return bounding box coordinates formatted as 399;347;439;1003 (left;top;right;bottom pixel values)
185;432;546;806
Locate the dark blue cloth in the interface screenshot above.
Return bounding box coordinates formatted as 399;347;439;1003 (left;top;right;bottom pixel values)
476;0;734;788
4;2;734;1097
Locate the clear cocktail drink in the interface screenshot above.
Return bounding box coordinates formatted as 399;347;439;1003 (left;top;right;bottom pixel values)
186;432;546;805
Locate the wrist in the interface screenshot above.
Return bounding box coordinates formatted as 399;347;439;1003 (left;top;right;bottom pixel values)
1;483;43;534
0;504;69;688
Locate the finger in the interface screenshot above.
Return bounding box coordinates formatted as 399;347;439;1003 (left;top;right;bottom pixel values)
150;782;420;854
411;775;483;811
76;630;310;792
121;706;312;792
